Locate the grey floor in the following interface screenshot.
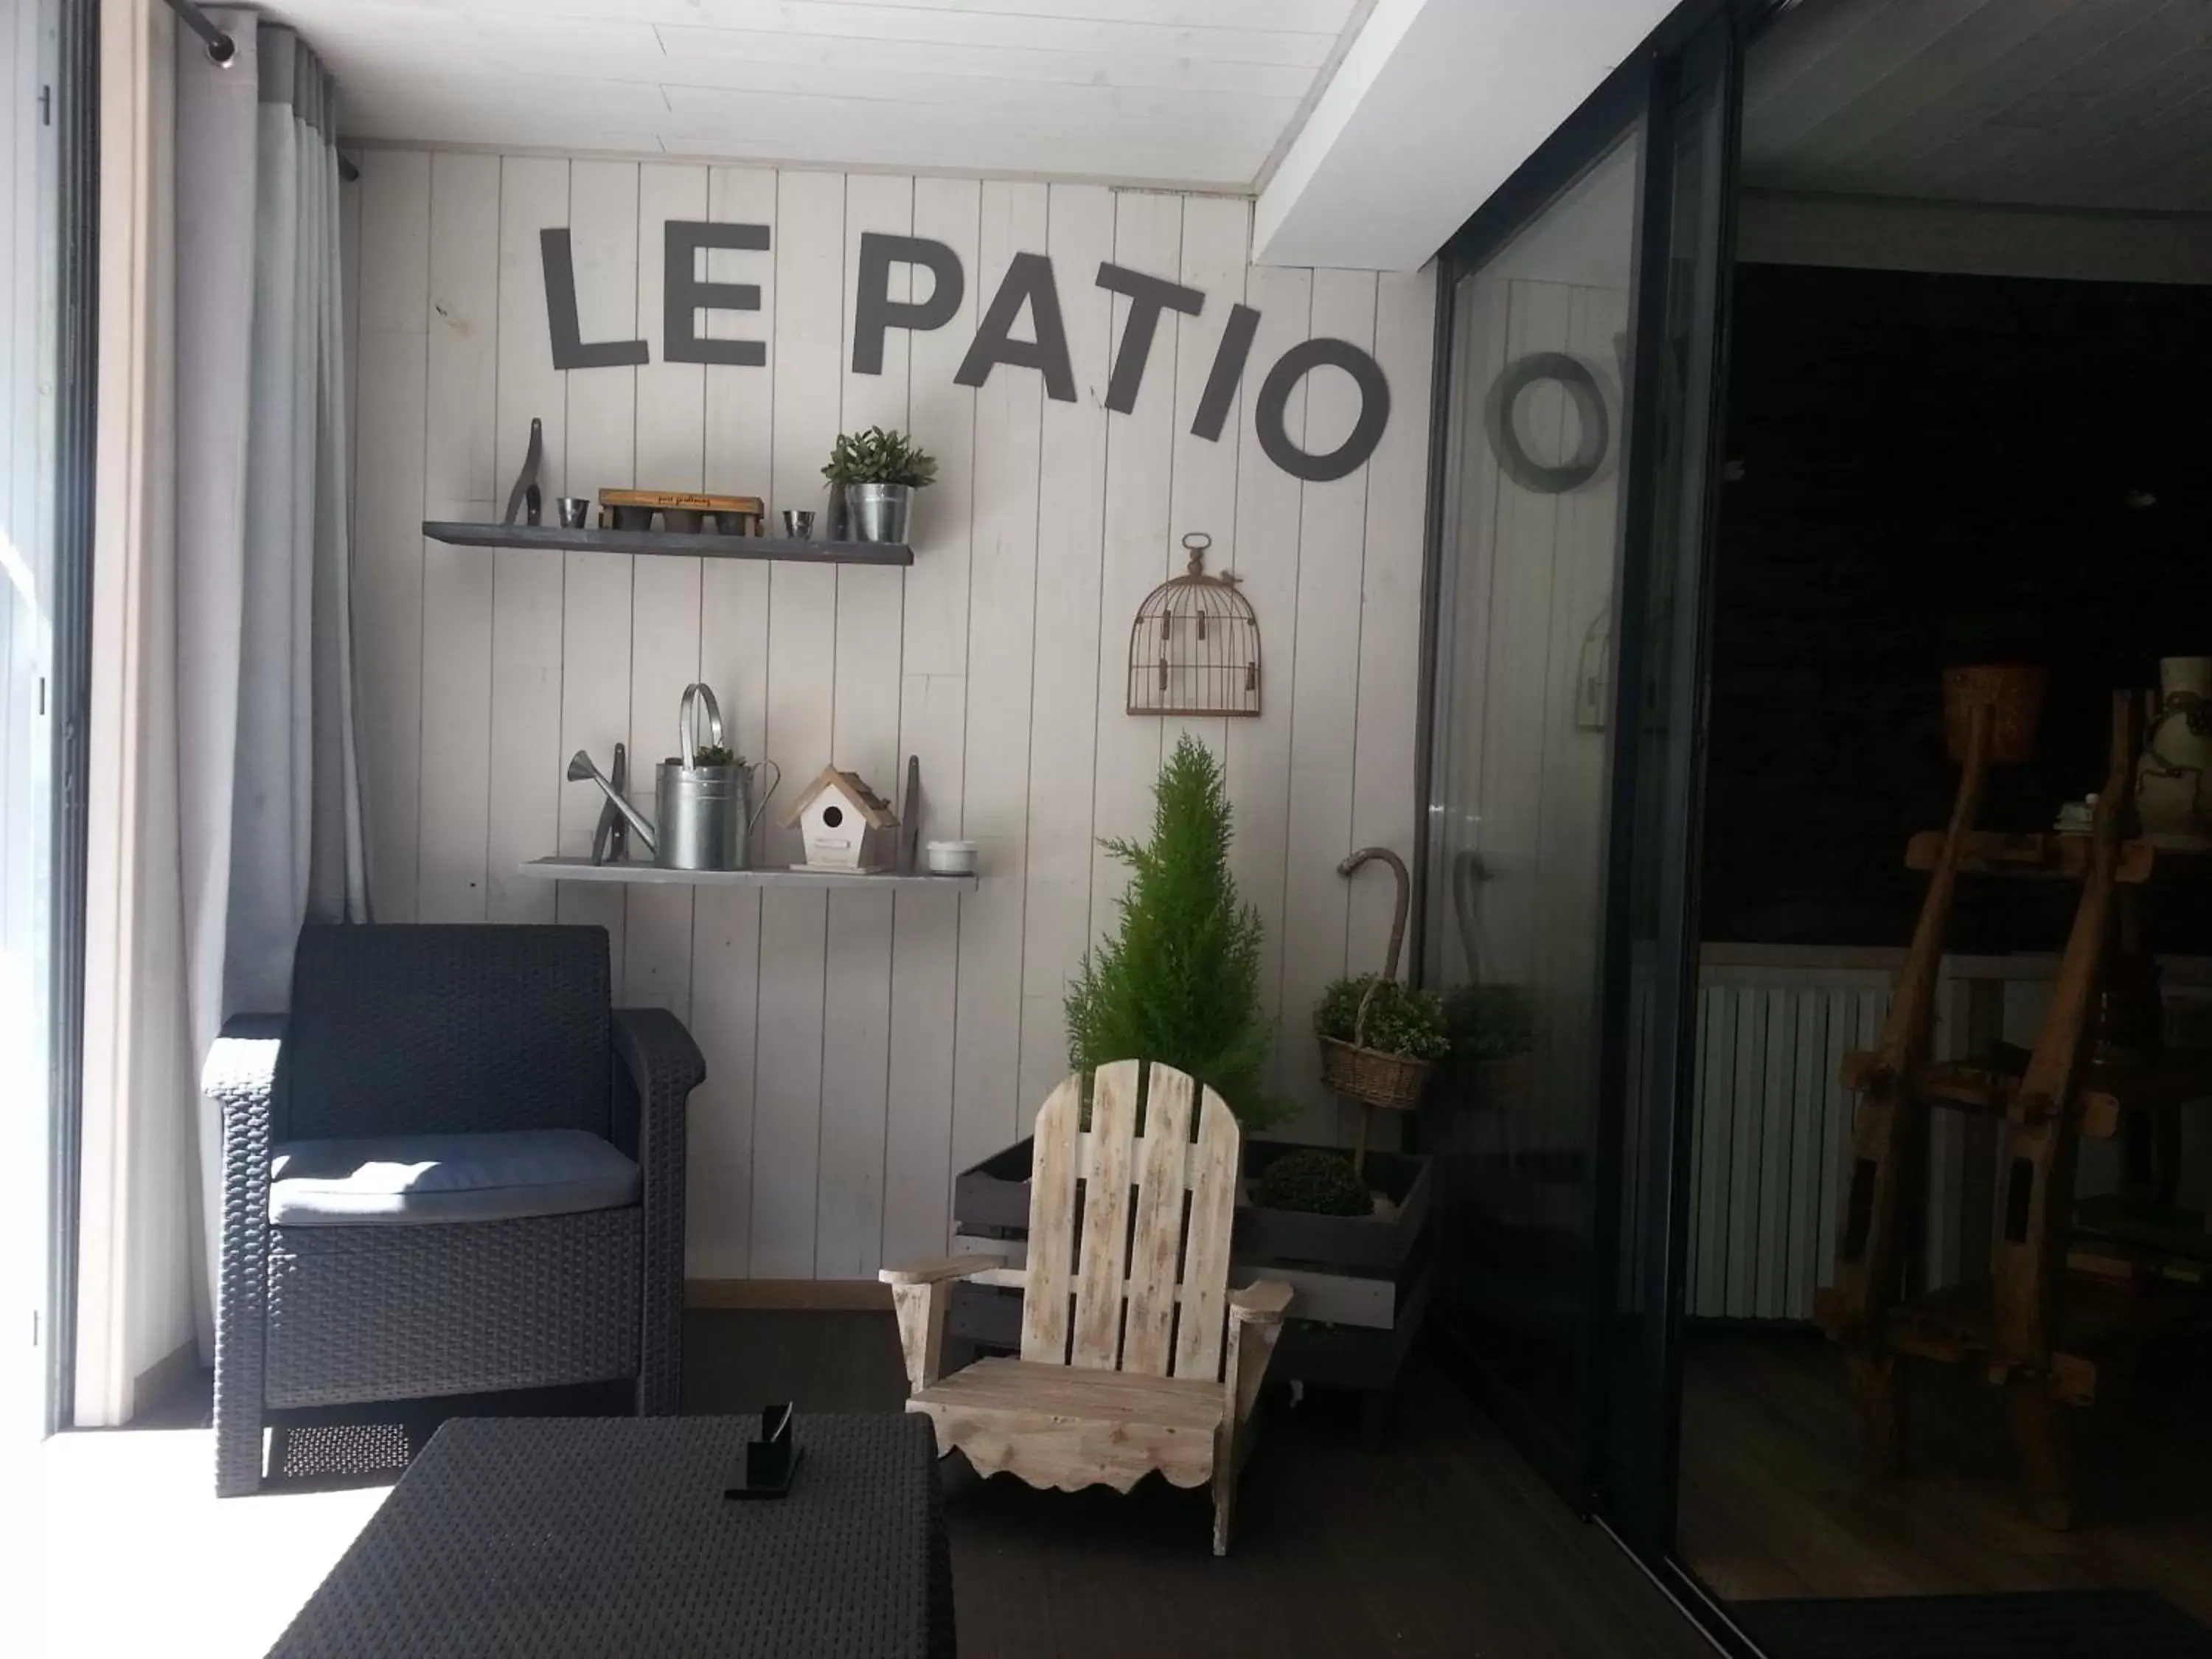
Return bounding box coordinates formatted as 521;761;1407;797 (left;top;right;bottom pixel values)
136;1310;1712;1658
684;1310;1709;1659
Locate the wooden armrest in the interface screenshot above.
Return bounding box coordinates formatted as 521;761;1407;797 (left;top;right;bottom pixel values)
878;1253;1005;1287
1229;1281;1293;1322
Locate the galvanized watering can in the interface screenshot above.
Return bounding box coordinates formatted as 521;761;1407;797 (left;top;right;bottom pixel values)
566;683;779;871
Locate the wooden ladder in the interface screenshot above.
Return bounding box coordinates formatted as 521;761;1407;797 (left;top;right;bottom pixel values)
1815;693;2143;1528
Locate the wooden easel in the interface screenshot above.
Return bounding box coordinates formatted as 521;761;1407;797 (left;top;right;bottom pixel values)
1815;692;2146;1528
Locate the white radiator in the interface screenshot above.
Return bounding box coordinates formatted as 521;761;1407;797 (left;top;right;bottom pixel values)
1683;951;2212;1323
1686;967;1890;1321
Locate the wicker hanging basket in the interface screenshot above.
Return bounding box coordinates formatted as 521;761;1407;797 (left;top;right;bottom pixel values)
1318;847;1436;1113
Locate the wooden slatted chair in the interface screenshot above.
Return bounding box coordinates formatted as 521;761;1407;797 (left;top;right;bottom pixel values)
880;1060;1292;1555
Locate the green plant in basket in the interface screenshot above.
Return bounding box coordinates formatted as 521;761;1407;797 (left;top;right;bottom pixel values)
1315;974;1448;1061
821;425;938;489
1065;735;1282;1130
1441;983;1534;1063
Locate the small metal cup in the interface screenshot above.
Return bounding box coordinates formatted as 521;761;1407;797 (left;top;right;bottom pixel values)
782;509;815;540
556;496;590;529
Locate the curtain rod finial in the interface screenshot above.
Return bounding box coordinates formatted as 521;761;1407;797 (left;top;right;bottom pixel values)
164;0;237;66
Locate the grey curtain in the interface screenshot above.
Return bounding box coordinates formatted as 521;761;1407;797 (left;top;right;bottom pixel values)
175;15;365;1351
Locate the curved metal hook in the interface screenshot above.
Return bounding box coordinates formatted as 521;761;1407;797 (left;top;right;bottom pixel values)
1337;846;1411;986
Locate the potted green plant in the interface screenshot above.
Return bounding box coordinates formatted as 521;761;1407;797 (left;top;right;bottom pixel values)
1314;846;1448;1179
947;740;1436;1446
1315;971;1448;1166
1064;734;1281;1130
821;425;936;543
1316;975;1450;1071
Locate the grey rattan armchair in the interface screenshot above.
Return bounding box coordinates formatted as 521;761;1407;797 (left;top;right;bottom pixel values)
207;924;703;1496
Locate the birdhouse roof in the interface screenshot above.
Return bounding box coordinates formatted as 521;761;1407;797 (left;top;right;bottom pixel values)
780;765;898;830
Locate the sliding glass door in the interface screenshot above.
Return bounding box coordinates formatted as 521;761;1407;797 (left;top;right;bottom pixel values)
1419;15;1742;1519
1599;18;1742;1555
1422;120;1646;1486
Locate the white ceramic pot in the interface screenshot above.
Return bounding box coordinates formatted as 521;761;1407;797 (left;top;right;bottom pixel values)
925;839;978;877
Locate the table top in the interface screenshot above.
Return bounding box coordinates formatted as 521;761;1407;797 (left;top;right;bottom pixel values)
267;1414;950;1659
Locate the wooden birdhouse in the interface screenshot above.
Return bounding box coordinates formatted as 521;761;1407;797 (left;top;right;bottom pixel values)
782;766;899;872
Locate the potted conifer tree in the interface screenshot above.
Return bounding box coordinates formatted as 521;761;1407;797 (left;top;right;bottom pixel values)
1063;735;1280;1130
947;737;1433;1446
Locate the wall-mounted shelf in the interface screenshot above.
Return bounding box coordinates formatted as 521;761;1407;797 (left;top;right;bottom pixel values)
424;522;913;566
519;858;973;893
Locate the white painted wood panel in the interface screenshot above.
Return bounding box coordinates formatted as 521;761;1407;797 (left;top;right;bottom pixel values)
351;155;1431;1279
554;160;642;992
414;153;498;923
287;0;1360;189
1164;194;1249;763
1278;268;1374;1138
688;169;779;1279
1087;192;1181;945
750;167;846;1277
484;156;568;927
625;162;711;1018
883;173;979;1269
815;170;911;1279
1016;181;1114;1113
1347;265;1436;1037
1224;265;1310;1100
951;178;1046;1194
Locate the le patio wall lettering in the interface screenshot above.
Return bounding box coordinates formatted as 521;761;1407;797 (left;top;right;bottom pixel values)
541;223;1391;484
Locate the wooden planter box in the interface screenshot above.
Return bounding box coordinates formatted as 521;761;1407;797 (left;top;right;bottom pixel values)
948;1136;1434;1446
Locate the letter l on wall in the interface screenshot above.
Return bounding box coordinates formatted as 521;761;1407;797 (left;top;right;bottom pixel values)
541;227;650;370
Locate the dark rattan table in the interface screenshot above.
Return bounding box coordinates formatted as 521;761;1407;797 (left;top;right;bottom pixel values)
267;1414;952;1658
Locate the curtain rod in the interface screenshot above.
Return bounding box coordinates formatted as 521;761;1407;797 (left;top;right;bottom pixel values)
159;0;361;181
164;0;236;66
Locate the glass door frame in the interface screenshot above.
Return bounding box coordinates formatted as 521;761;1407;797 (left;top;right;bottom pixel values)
1411;0;1759;1548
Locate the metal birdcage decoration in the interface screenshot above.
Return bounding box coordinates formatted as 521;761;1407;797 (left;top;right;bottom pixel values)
1126;532;1262;718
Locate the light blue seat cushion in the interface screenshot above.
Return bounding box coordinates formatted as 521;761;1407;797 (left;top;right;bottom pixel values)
269;1129;640;1228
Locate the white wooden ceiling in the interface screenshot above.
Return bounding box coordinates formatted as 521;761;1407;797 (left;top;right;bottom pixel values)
263;0;1370;190
1743;0;2212;213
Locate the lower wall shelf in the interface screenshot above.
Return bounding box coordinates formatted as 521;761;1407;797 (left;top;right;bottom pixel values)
518;857;975;893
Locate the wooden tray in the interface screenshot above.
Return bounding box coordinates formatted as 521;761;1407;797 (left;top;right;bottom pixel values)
599;489;763;512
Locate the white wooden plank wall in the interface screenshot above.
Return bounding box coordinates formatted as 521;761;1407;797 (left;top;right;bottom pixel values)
1015;182;1110;1116
347;154;1435;1279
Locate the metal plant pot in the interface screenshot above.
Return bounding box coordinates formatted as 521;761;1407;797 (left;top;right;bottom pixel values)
845;482;912;543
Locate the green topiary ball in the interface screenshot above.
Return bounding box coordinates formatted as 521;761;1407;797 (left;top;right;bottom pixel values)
1254;1149;1371;1217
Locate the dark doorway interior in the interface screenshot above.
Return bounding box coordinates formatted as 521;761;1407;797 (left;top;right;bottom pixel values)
1679;261;2212;1648
1701;265;2212;949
